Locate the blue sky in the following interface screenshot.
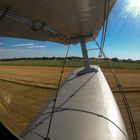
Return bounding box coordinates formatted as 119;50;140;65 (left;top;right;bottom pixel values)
0;0;140;60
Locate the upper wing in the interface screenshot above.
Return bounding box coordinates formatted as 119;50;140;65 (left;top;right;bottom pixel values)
0;0;115;44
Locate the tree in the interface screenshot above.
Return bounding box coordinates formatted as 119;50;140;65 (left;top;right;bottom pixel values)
111;57;119;62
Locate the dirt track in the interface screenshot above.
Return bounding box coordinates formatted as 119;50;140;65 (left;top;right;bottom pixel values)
0;66;139;139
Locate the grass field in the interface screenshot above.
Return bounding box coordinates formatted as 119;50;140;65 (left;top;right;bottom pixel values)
0;62;139;139
0;59;139;69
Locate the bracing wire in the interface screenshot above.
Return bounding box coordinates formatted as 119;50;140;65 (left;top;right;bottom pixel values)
90;0;138;139
45;44;71;140
100;0;110;56
101;0;107;49
102;0;110;49
91;34;138;140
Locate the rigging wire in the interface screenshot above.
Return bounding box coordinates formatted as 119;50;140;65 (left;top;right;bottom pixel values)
91;0;138;139
99;0;110;57
91;34;138;140
101;0;110;51
88;0;110;66
45;44;71;140
100;0;107;50
39;107;128;138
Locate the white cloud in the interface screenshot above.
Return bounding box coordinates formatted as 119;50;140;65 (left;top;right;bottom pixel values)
0;42;4;45
28;46;47;49
12;43;47;49
12;43;34;47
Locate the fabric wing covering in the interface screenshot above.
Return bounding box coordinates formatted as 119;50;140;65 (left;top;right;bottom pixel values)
0;0;115;44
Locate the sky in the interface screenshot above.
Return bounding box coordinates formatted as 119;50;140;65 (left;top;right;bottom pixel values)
0;0;140;60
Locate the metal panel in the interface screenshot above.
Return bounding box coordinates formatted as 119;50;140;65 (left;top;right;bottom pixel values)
23;66;128;140
0;0;115;44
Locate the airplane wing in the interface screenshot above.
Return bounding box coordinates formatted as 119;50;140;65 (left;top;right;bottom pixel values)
0;0;115;44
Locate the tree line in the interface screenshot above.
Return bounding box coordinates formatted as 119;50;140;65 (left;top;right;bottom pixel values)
0;57;139;63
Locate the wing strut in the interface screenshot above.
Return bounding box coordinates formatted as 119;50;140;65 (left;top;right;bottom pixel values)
77;40;97;76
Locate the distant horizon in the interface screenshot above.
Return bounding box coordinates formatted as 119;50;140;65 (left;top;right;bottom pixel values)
0;56;139;61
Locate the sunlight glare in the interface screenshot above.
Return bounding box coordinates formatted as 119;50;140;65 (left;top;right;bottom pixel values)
125;0;140;18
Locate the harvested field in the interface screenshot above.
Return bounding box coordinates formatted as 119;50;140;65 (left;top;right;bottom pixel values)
0;66;139;140
103;68;140;140
0;80;55;135
0;66;75;136
0;66;75;89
